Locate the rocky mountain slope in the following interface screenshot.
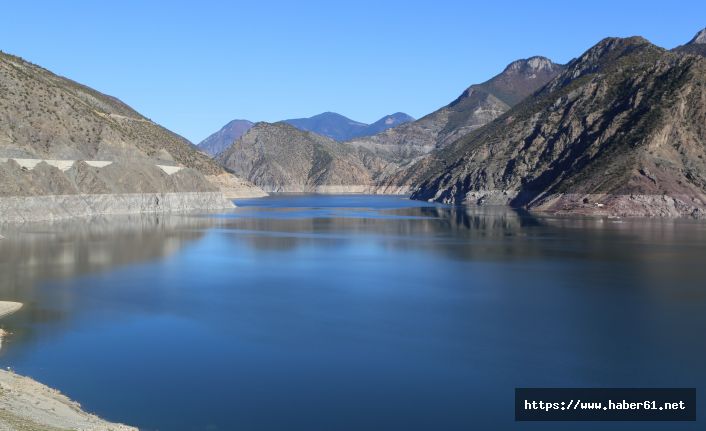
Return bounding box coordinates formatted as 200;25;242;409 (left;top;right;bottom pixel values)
198;112;413;159
346;57;564;161
407;35;706;218
361;112;415;135
0;50;262;219
212;58;561;194
673;28;706;57
283;111;414;141
0;51;219;172
198;119;253;156
217;122;396;192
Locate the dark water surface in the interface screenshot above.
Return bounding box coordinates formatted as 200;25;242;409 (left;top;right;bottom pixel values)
0;195;705;430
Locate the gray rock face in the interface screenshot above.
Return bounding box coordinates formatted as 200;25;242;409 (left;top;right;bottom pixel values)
346;56;564;161
408;36;706;218
217;122;397;192
197;119;254;156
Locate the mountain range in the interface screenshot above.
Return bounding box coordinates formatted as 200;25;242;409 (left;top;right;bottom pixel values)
3;27;706;220
217;55;565;194
217;122;394;192
283;111;414;141
407;31;706;218
346;56;564;161
198;111;413;156
213;27;706;218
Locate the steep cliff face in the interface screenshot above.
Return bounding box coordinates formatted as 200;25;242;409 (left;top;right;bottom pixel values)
409;37;706;218
346;57;564;161
217;122;396;192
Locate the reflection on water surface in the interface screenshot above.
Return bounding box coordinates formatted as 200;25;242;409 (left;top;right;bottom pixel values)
0;195;704;431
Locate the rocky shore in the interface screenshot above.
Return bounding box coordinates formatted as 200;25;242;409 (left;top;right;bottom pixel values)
0;370;137;431
0;302;135;430
419;189;706;219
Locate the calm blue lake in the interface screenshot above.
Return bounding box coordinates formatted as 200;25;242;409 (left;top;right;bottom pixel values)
0;195;704;430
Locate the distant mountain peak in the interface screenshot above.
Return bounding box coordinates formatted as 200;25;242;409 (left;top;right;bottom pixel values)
553;36;659;86
309;111;367;126
382;112;414;124
197;119;254;157
284;112;412;141
447;55;563;109
689;28;706;45
583;36;653;59
504;56;558;73
365;113;414;135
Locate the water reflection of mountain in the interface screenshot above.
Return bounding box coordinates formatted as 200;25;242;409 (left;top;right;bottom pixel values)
0;215;212;295
220;205;533;243
216;206;575;261
0;214;213;353
219;205;706;265
3;200;706;361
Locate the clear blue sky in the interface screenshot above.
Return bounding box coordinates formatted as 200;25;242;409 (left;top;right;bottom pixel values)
1;1;704;143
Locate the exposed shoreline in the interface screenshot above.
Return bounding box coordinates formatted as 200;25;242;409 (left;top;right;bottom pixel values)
0;192;235;223
426;189;706;220
0;302;22;320
0;301;136;430
0;370;137;431
2;189;704;223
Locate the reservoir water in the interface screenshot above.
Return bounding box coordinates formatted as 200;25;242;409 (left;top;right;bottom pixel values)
0;195;704;430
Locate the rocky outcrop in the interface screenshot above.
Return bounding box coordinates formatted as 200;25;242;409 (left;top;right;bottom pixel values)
217;122;398;192
346;57;564;161
408;36;706;218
